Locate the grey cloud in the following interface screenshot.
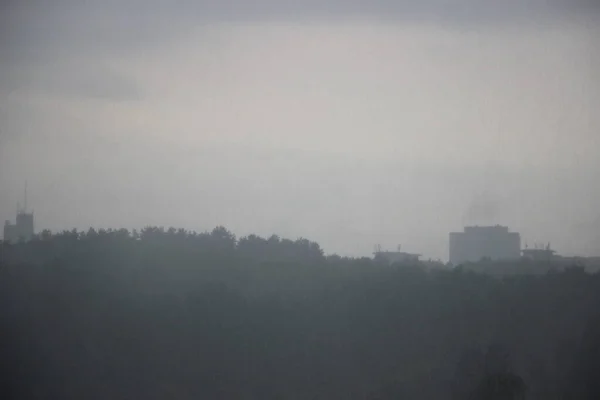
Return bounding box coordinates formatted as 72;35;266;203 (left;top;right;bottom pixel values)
2;0;597;62
62;0;598;22
41;63;142;102
1;0;597;96
1;60;141;102
3;0;596;100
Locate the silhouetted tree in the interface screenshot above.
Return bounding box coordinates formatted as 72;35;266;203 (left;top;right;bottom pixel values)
0;226;598;399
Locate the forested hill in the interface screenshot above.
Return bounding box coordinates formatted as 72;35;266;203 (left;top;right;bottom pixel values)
1;227;599;399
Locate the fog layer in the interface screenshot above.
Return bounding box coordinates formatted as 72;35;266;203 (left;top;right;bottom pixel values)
1;1;598;259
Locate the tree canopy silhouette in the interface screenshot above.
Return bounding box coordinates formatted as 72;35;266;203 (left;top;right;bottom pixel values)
1;226;598;399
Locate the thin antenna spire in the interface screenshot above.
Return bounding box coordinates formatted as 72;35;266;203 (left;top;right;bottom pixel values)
24;180;28;213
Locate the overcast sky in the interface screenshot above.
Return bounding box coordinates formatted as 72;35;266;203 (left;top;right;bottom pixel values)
1;0;599;259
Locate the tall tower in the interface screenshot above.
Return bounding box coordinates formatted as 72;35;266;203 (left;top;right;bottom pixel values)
15;182;34;242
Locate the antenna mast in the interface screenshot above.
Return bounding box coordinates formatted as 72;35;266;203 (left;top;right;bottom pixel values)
24;180;28;213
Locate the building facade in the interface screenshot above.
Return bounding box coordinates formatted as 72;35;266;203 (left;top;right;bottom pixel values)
3;220;18;243
449;225;521;265
522;247;556;262
373;249;421;264
3;211;34;243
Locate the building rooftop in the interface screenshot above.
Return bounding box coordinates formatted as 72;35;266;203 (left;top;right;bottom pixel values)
522;248;556;254
373;250;422;256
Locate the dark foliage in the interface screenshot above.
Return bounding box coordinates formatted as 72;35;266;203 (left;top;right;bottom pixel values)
1;227;599;399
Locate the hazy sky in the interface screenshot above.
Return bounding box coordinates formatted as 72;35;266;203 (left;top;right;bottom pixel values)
1;0;599;259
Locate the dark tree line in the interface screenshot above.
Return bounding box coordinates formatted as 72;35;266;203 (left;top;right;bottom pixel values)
1;227;599;399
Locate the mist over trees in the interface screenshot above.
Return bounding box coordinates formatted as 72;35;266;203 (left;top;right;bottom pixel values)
1;227;599;399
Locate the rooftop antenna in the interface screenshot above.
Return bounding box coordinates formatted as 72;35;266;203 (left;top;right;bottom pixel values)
397;244;402;252
24;180;28;213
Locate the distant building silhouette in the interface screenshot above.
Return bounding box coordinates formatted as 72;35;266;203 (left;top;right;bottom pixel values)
521;243;600;272
522;243;556;262
3;211;34;244
373;244;421;264
449;225;521;265
2;185;35;243
3;220;18;242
